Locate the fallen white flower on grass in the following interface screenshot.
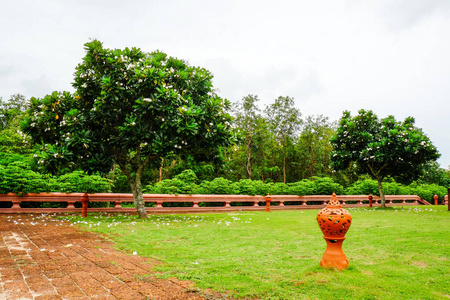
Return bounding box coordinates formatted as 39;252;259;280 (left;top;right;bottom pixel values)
133;251;137;255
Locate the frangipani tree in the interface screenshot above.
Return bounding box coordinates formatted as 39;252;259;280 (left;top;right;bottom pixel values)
330;109;440;208
22;40;234;218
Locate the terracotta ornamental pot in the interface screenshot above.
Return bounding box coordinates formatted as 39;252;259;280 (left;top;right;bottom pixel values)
316;193;352;270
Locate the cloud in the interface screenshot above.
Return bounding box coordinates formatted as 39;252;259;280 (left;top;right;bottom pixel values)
0;65;14;78
207;58;323;109
1;0;449;168
366;0;450;31
20;76;52;99
290;70;323;103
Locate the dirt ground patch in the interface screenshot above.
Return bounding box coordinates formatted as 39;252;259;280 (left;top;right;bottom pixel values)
0;214;229;300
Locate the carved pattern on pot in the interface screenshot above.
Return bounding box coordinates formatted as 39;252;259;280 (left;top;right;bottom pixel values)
317;194;351;239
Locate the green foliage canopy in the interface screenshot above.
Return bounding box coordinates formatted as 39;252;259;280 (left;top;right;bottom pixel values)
0;94;31;154
330;109;440;206
0;94;27;130
264;96;302;183
233;94;261;179
22;40;234;218
296;115;335;178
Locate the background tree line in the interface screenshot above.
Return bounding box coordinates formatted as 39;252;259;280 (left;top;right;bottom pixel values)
1;40;446;216
223;94;334;184
1;92;449;200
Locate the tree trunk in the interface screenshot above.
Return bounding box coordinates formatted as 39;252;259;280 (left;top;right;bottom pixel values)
130;174;148;219
117;159;148;219
282;135;286;184
246;120;253;180
377;178;386;208
159;157;164;182
246;146;251;179
261;151;265;182
309;146;316;177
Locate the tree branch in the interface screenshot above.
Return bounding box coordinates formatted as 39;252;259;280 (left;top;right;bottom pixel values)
367;162;388;180
135;143;141;168
115;155;134;187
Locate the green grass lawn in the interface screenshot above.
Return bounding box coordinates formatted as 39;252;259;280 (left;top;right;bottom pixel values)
62;206;450;299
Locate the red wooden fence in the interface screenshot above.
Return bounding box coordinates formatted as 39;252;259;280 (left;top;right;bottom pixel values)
0;193;431;214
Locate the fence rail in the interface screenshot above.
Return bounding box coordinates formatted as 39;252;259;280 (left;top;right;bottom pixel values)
0;193;430;214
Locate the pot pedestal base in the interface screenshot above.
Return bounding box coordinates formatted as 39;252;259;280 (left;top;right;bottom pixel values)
320;237;348;271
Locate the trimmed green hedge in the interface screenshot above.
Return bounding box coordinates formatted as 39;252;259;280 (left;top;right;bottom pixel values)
344;178;447;202
144;170;448;203
0;164;113;195
1;163;446;204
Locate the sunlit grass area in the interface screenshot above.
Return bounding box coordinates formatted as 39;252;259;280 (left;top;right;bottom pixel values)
61;206;450;299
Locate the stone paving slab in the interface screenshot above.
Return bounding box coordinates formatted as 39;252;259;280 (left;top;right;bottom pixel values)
0;214;221;300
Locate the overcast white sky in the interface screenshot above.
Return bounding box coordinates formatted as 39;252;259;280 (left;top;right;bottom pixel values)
1;0;449;168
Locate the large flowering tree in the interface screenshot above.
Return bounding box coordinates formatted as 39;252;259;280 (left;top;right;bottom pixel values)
330;109;439;207
22;40;234;218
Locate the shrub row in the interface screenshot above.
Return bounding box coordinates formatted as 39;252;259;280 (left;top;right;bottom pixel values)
345;179;447;202
144;171;342;196
0;161;113;195
1;164;446;203
144;170;448;202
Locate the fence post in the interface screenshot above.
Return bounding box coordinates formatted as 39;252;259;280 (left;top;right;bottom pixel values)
81;192;89;218
368;194;373;207
265;194;272;212
67;200;76;209
11;200;21;210
434;194;438;206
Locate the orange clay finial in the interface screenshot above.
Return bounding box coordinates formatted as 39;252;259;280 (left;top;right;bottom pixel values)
316;193;352;270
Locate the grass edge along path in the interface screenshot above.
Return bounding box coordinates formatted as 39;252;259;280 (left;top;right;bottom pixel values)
61;206;450;300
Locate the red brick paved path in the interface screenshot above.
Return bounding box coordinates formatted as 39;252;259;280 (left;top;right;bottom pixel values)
0;214;215;300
